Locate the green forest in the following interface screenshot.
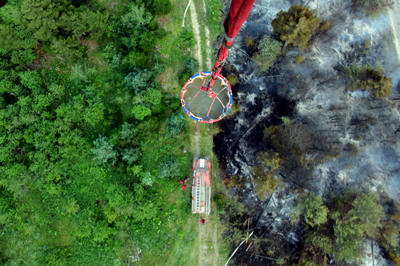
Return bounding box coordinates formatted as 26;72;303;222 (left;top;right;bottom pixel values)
1;0;400;265
0;0;198;264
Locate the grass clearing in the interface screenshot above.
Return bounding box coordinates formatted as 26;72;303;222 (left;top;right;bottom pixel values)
204;0;224;43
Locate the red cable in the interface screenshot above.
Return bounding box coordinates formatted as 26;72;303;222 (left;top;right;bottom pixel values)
207;0;255;92
190;87;203;105
206;97;217;116
215;95;225;107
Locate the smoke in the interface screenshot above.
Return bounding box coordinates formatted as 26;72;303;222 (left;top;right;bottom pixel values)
215;0;400;263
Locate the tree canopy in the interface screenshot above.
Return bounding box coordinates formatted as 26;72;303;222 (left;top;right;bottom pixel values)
272;5;320;50
0;0;196;264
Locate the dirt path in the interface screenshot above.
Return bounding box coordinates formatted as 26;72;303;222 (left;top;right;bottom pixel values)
188;2;224;266
190;0;203;71
201;0;212;70
190;123;201;155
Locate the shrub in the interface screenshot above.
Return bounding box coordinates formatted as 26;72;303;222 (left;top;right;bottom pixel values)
158;156;180;178
272;5;320;50
253;36;282;73
150;0;172;16
227;74;238;86
345;65;392;98
294;55;304;64
179;56;199;84
177;29;194;50
245;37;255;48
251;152;281;199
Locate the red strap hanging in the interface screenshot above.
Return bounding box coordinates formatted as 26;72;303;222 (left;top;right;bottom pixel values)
206;0;255;92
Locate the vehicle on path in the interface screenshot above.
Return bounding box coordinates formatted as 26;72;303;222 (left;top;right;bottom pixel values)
192;157;211;215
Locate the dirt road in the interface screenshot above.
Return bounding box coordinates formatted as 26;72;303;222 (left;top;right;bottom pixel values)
188;1;225;265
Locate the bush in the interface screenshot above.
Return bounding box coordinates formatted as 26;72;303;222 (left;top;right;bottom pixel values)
158;156;180;178
294;55;304;64
179;56;199;84
227;74;238;86
253;36;282;73
177;29;194;51
251;152;281;199
345;65;392;98
151;0;172;15
272;5;320;50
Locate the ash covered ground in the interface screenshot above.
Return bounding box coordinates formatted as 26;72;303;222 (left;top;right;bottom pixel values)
214;0;400;265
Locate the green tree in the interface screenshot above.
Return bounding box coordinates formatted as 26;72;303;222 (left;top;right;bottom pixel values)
84;101;105;127
91;136;118;165
333;192;385;261
292;194;328;227
122;148;141;165
18;0;72;41
346;192;384;238
121;3;152;29
272;5;320;50
144;88;162;106
124;69;153;92
132;105;151;120
305;231;333;254
119;122;136;141
166;111;186;136
253;36;282;72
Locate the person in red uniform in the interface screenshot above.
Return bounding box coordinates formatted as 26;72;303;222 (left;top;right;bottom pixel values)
200;219;205;224
181;184;186;190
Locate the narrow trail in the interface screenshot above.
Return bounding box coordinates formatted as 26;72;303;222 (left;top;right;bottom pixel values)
188;1;224;266
190;0;203;71
191;123;201;155
201;0;213;70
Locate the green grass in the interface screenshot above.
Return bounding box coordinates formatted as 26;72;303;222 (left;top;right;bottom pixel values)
204;0;223;42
